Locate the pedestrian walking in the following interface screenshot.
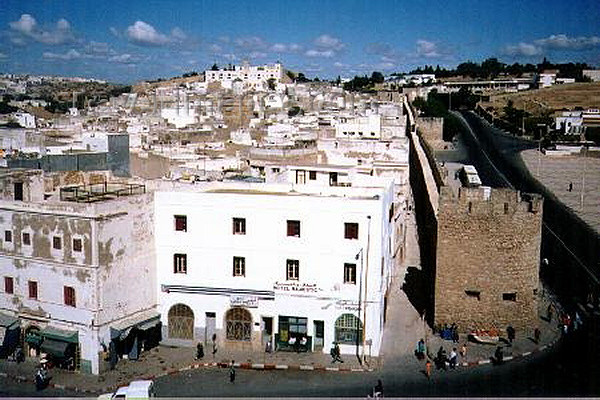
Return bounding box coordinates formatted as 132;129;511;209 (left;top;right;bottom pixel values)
460;343;467;358
425;359;432;379
195;342;204;360
506;325;515;344
547;303;554;322
534;327;541;344
568;182;573;192
330;342;344;363
212;333;218;357
493;346;503;365
449;348;457;369
415;338;426;360
229;360;236;383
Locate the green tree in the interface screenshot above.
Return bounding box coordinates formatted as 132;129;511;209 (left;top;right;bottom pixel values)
371;71;384;84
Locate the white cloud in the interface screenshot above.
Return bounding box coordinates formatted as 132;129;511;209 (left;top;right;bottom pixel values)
305;49;335;58
314;34;345;51
43;49;82;60
234;36;267;50
125;21;185;46
271;43;302;53
171;27;187;41
333;61;348;68
126;21;169;45
9;14;75;45
208;44;223;53
109;53;135;63
0;52;7;59
416;40;440;58
503;42;543;56
534;34;600;50
249;51;267;59
109;27;120;37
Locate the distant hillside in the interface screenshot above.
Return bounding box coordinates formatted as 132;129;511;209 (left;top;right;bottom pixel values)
481;82;600;117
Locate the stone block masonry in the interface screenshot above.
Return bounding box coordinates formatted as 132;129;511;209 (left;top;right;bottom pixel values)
434;186;543;332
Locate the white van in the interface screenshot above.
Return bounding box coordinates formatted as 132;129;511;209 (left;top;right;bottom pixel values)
98;380;155;400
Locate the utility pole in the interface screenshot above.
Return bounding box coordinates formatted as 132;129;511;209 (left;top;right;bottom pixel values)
580;143;587;210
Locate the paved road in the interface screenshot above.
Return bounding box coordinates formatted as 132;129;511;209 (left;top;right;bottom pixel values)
153;329;598;397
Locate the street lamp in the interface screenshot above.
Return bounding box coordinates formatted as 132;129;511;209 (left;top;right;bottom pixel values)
355;248;363;365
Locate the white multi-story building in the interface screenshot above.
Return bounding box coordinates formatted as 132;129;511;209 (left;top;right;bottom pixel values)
154;173;395;358
205;62;283;91
0;171;158;374
336;114;382;139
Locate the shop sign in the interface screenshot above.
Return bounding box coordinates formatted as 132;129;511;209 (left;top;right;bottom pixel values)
230;295;259;308
335;299;359;311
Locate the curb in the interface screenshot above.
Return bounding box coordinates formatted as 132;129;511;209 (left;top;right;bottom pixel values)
0;339;555;394
455;337;560;370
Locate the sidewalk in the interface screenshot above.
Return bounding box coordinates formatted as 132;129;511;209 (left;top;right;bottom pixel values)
0;343;369;395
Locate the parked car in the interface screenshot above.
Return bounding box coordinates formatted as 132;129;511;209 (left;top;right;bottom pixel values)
98;380;155;400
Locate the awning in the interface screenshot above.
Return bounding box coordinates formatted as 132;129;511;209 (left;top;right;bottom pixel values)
41;338;70;358
110;310;160;340
25;332;42;346
0;312;18;328
41;327;78;344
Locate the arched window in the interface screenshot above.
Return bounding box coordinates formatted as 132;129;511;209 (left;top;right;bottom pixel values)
225;308;252;341
168;304;194;340
335;314;363;345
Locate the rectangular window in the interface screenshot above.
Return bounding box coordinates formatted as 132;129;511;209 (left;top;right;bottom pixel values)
389;203;394;223
64;286;76;307
73;238;82;252
173;253;187;274
28;281;38;299
502;292;517;301
4;230;12;243
344;263;357;284
465;290;480;301
503;203;509;214
344;222;359;240
4;276;14;294
295;170;306;184
286;259;299;280
22;232;31;246
309;171;317;180
174;215;187;232
52;236;62;250
287;220;301;237
233;256;246;277
329;172;338;186
233;218;246;235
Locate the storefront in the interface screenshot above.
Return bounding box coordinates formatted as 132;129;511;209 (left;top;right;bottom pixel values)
275;316;312;352
0;313;20;358
109;311;162;368
39;327;79;370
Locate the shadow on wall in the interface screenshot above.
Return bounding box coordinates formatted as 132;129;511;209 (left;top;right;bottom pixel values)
402;266;430;321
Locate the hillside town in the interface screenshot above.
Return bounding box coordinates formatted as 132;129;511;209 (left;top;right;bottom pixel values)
1;56;599;396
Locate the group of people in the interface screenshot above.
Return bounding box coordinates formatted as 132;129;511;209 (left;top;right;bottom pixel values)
438;323;460;343
416;338;468;379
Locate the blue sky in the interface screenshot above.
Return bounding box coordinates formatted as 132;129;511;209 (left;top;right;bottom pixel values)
1;0;599;83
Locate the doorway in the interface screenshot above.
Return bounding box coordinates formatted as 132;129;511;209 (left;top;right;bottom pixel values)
314;320;324;350
14;182;23;201
204;312;216;345
262;317;273;347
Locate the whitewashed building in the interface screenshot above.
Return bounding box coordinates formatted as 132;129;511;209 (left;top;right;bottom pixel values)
205;62;283;91
154;175;395;358
0;170;158;374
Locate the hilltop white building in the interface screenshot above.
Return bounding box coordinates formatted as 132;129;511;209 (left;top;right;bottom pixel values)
205;62;283;91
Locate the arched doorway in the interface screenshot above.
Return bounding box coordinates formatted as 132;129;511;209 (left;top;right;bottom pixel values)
168;304;194;340
24;325;41;358
225;308;252;341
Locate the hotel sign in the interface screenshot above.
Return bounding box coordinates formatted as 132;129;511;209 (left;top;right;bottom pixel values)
273;281;321;293
230;295;259;308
